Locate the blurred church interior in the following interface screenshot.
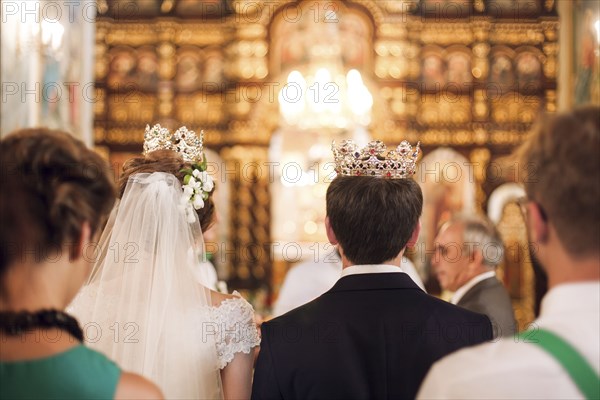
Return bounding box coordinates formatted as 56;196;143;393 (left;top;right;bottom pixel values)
2;0;599;327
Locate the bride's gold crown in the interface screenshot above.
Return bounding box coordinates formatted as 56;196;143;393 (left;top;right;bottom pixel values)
143;124;204;163
332;140;421;179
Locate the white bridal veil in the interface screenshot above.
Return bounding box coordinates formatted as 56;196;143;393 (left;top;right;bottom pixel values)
69;172;222;399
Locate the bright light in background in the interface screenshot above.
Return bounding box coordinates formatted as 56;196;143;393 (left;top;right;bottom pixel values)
278;70;306;124
595;19;600;43
347;69;373;122
278;67;373;130
41;20;65;51
280;169;318;187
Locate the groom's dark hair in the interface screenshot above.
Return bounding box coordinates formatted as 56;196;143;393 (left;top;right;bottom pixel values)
326;176;422;265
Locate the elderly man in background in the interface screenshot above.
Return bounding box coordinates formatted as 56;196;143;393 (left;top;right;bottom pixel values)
432;214;516;338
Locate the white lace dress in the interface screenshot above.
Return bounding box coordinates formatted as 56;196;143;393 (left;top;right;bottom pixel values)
210;293;261;369
68;288;261;379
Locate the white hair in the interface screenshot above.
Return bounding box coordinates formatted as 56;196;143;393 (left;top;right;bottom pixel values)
448;213;505;268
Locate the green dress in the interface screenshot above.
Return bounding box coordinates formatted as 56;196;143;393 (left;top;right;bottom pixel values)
0;345;121;399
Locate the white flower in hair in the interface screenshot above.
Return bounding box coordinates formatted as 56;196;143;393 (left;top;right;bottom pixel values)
202;174;214;192
181;161;214;213
193;196;205;210
185;207;196;224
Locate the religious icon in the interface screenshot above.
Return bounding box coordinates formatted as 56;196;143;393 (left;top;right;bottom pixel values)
422;54;446;88
574;8;599;105
447;52;472;84
487;0;540;18
490;54;515;86
516;52;542;91
176;50;203;92
203;50;225;86
108;49;136;90
136;48;159;91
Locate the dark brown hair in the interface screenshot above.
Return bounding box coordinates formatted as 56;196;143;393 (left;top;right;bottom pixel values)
513;106;600;256
119;149;215;232
0;128;116;275
326;176;423;264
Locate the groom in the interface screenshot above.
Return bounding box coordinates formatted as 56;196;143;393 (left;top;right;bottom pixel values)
252;141;492;399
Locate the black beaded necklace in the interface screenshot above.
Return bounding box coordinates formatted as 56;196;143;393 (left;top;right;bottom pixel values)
0;309;84;342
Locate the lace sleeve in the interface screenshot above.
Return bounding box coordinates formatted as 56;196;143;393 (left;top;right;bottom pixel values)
211;293;261;369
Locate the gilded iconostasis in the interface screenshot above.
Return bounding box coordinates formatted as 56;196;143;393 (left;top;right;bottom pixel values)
2;0;599;326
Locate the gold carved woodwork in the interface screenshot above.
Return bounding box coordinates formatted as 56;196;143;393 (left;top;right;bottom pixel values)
541;21;559;42
221;145;271;284
474;0;485;13
235;24;267;39
104;25;157;47
382;1;416;14
421;23;473;45
490;24;545;45
158;88;174;118
107;93;157;123
377;128;531;147
93;89;106;117
228;40;269;80
349;0;386;25
490;131;528;145
158;43;176;80
203;129;225;147
99;21;229;48
546;90;557;113
542;42;558;79
175;94;225;125
94;127;106;143
473;89;488;120
375;40;417;80
472;43;490;79
95;43;108;79
418;94;472;125
104;128;144;145
497;203;535;329
469;148;491;212
473;21;491;42
378;23;409;39
491;93;540;124
174;25;228;46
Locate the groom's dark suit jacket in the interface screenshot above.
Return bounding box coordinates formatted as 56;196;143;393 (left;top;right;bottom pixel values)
252;272;492;400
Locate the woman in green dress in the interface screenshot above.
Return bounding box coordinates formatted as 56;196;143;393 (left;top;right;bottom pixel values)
0;128;163;400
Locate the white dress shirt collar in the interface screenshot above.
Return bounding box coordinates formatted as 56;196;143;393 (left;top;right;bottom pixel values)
450;270;497;305
341;264;406;278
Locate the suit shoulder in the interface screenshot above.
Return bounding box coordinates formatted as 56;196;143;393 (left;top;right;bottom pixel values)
264;295;325;327
462;279;513;308
428;295;491;323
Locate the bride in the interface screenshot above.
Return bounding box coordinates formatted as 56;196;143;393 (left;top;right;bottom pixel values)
69;125;260;399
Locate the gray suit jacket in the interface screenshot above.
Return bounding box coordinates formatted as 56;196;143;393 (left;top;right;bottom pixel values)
457;276;517;338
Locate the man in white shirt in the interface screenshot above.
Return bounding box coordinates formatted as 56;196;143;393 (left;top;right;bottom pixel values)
432;214;516;337
418;106;600;399
253;140;492;399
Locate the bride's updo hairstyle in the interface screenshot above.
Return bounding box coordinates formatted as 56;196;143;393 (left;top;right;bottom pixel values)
119;149;216;232
0;128;116;275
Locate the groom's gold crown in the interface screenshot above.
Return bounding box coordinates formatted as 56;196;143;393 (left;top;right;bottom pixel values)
143;124;204;163
332;140;421;179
